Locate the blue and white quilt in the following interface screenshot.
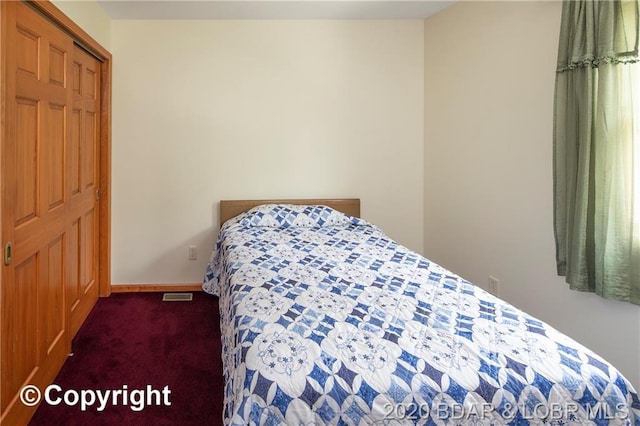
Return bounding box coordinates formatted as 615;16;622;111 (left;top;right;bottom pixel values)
203;204;640;425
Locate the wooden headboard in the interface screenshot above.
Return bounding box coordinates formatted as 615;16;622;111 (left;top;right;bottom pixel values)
219;198;360;227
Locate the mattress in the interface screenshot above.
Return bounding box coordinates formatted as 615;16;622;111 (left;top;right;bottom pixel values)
203;204;640;425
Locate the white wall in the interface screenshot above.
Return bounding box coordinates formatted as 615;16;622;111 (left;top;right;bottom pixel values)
51;0;111;50
424;1;640;388
111;20;425;285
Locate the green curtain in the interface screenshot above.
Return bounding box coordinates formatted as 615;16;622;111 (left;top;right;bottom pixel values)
554;0;640;305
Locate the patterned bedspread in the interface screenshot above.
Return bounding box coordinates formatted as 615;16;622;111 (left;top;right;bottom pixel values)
203;204;640;425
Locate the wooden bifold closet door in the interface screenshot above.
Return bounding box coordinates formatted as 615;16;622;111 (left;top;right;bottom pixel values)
0;1;107;424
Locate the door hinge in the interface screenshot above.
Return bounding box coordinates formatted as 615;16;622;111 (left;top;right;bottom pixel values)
96;189;101;201
4;242;12;266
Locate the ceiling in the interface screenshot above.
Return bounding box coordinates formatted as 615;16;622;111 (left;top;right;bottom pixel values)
96;0;456;20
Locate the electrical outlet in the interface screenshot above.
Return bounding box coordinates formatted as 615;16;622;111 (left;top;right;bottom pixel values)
188;246;197;261
488;276;500;296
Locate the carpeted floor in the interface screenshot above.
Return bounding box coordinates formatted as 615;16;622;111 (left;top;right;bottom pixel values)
29;292;223;425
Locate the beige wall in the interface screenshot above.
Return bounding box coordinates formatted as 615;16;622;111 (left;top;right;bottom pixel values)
51;0;111;50
424;1;640;388
111;20;425;285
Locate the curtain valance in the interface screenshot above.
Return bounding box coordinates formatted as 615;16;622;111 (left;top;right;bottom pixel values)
557;0;639;71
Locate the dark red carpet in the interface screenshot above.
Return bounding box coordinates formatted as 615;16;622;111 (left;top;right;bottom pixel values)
29;292;223;426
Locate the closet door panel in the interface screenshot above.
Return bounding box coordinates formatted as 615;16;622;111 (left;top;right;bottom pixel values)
0;254;39;410
15;24;39;77
46;102;66;210
70;108;82;195
67;44;100;337
67;218;81;314
48;43;66;87
0;2;73;423
15;98;39;225
43;235;66;356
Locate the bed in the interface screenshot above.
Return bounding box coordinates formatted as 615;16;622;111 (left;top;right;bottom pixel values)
203;199;640;425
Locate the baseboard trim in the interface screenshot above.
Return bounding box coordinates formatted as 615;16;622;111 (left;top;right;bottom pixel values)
111;283;203;293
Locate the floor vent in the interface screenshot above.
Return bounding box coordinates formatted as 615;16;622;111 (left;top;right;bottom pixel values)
162;292;193;302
